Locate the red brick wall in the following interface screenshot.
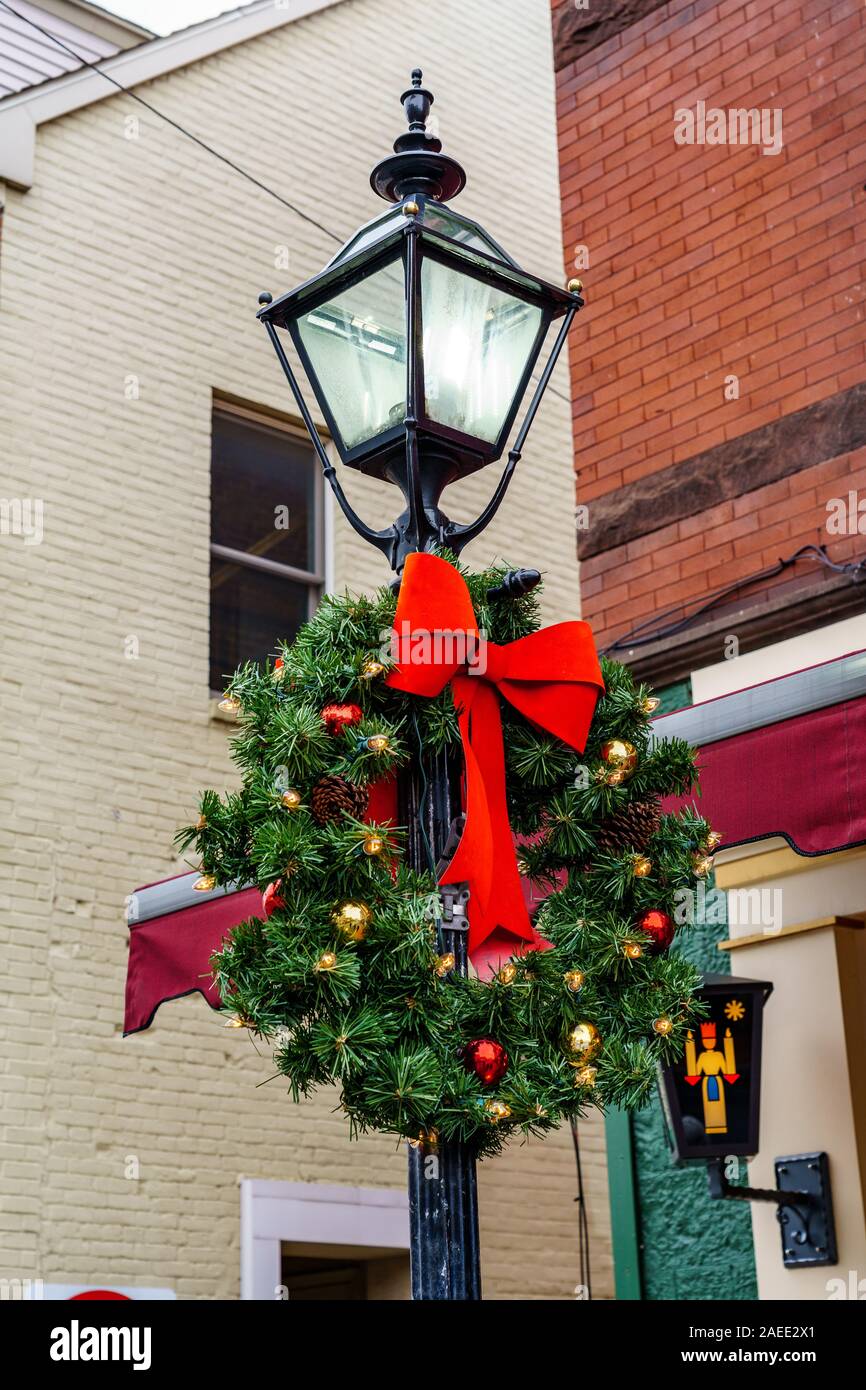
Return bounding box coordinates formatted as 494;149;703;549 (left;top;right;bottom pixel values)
553;0;866;650
579;448;866;636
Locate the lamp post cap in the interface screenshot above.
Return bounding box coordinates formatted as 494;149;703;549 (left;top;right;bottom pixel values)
258;291;273;306
370;68;466;205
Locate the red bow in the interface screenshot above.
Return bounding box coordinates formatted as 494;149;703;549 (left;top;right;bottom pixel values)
386;553;604;973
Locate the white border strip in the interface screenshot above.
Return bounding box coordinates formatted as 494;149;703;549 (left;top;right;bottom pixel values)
652;650;866;748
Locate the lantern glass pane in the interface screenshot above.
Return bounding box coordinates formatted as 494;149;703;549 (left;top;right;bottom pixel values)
420;205;508;261
295;262;406;451
421;258;543;442
329;209;406;266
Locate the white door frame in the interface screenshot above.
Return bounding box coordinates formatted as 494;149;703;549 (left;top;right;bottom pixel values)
239;1179;409;1300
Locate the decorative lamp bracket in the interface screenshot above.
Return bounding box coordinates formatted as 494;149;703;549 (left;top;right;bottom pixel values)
707;1151;838;1268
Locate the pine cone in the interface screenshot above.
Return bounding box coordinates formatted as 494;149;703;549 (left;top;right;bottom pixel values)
595;797;661;855
310;775;369;827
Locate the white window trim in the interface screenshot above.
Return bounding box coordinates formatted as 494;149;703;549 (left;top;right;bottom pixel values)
239;1179;409;1301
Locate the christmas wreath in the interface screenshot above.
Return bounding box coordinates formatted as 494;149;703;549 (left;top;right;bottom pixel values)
178;555;710;1156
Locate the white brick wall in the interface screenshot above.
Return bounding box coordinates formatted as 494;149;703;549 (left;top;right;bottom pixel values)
0;0;612;1299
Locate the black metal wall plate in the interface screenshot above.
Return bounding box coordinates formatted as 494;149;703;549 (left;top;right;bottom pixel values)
776;1152;838;1268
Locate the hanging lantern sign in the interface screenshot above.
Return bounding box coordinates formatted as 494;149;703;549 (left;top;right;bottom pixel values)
660;973;773;1161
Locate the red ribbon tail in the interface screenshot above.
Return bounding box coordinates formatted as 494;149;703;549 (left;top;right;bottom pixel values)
441;678;535;968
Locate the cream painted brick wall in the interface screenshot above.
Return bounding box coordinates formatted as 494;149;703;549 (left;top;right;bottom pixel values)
0;0;612;1299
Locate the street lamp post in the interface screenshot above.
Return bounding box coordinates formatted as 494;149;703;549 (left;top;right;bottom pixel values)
257;70;584;1299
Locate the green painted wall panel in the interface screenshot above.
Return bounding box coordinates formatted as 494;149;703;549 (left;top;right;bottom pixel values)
604;675;758;1300
631;907;758;1301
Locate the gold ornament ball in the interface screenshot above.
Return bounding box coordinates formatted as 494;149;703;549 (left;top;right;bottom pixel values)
362;833;386;857
496;961;518;985
485;1100;511;1124
281;788;302;810
332;900;372;940
653;1015;674;1036
193;874;216;892
600;738;638;777
623;941;643;960
632;855;653;878
366;733;391;754
692;852;714;877
564;969;585;993
361;658;386;680
567;1020;602;1062
573;1064;598;1089
314;951;338;973
434;952;455;978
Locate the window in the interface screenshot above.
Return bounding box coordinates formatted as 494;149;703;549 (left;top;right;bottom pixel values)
280;1249;409;1300
209;407;323;693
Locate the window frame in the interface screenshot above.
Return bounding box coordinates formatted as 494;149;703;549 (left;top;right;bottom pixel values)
239;1179;409;1300
209;401;325;696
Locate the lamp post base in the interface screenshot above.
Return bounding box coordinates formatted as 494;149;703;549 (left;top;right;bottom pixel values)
408;1139;481;1300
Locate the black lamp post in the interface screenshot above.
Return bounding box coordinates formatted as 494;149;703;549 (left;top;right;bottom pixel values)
257;71;584;1300
660;974;838;1270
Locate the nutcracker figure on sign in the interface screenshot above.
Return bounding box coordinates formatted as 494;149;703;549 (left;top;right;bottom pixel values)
684;1020;740;1135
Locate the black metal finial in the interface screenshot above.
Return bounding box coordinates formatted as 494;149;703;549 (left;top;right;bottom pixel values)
396;69;435;145
370;67;466;205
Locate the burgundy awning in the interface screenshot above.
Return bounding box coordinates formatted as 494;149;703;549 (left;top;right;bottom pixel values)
124;884;260;1035
655;650;866;856
677;694;866;854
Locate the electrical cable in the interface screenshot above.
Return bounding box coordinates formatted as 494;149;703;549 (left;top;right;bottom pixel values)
569;1116;592;1300
601;542;866;656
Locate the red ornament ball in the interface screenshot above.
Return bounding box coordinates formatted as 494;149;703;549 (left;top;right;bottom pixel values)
463;1037;508;1087
636;908;675;954
321;702;363;737
262;881;286;918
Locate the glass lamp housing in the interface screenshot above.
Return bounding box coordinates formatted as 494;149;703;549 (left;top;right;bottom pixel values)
259;197;574;485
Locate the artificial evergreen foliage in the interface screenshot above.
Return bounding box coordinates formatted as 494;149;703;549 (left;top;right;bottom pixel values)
177;558;708;1156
